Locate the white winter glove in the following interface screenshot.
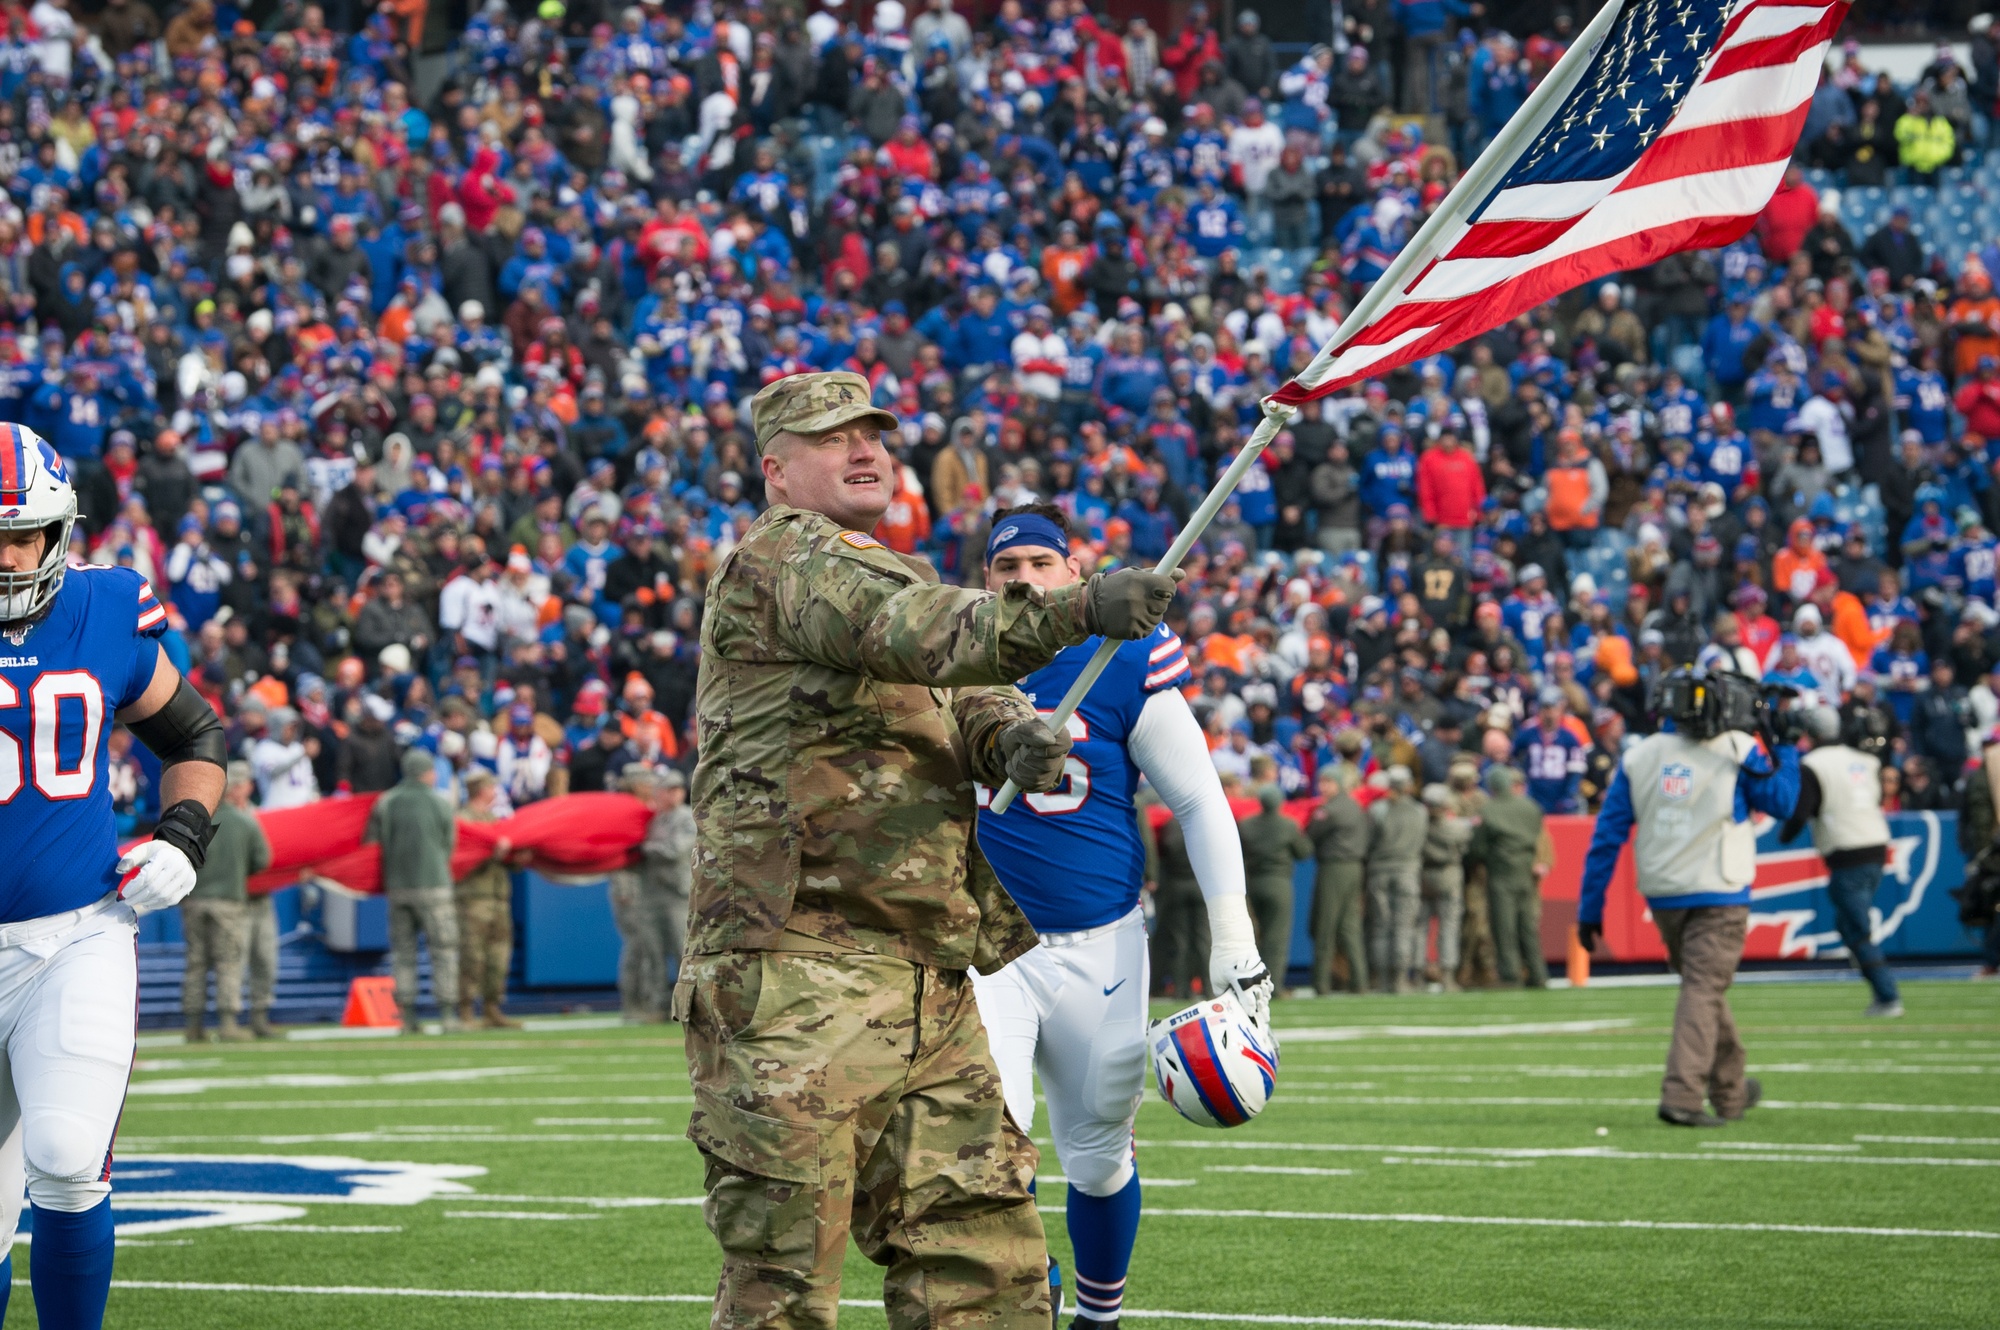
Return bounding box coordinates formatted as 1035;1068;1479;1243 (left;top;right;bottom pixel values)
1207;895;1274;1028
117;841;199;916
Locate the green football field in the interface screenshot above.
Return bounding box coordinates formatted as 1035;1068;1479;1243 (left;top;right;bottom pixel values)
43;976;1999;1329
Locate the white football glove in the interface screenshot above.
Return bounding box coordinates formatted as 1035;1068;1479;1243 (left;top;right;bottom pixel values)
117;840;199;916
1207;896;1274;1028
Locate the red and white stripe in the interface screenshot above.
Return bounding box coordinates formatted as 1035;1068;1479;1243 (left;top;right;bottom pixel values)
136;579;168;631
1271;0;1849;406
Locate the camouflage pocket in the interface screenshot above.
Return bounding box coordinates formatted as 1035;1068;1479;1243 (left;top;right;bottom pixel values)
688;951;770;1043
690;1086;821;1272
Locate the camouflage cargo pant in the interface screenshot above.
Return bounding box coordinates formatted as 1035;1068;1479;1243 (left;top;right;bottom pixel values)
612;873;689;1019
246;895;278;1017
1310;861;1366;994
181;899;248;1021
1419;865;1464;978
1490;879;1549;986
678;949;1050;1330
1367;865;1423;990
1457;875;1500;988
387;886;459;1018
456;894;514;1007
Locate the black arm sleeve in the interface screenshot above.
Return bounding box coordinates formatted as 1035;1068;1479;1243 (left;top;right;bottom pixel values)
1780;766;1821;846
126;677;227;772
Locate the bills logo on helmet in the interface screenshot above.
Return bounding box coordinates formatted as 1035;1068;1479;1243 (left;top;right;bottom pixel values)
13;1156;485;1242
1149;992;1278;1130
1660;763;1693;800
35;438;66;484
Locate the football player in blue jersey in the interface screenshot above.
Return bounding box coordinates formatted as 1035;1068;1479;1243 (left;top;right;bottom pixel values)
0;423;226;1330
973;505;1269;1330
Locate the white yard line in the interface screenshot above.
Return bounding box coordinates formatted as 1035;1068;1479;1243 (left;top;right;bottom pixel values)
1205;1166;1359;1177
1854;1134;2000;1146
81;1279;1605;1328
1141;1209;2000;1240
1132;1139;2000;1167
234;1225;405;1234
134;1095;696;1112
455;1194;702;1208
1382;1158;1538;1169
442;1211;602;1221
1273;1020;1636;1043
1245;1094;2000;1115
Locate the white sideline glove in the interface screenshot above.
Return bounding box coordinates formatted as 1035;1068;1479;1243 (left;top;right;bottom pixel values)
1207;895;1274;1027
117;840;199;916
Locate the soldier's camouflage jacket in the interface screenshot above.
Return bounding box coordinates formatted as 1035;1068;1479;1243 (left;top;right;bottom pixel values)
690;505;1096;973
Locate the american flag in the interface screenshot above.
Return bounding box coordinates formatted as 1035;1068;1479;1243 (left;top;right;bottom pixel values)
1270;0;1851;407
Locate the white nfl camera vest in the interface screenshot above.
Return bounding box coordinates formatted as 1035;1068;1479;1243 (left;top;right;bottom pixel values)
1621;730;1761;901
1801;745;1890;855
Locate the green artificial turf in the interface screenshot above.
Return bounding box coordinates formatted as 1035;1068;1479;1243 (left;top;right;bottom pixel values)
50;977;2000;1329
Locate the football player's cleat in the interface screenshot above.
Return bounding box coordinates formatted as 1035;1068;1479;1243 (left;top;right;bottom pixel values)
1149;991;1278;1129
0;423;77;623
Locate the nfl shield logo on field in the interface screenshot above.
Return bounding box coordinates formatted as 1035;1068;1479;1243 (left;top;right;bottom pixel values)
1660;763;1694;801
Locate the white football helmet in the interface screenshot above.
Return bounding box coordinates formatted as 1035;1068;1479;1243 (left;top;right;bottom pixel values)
1149;991;1279;1129
0;423;77;623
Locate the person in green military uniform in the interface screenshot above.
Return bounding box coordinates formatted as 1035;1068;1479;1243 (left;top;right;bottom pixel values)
1469;765;1552;987
1448;759;1500;989
1305;764;1370;994
455;769;521;1029
611;763;697;1022
1237;784;1313;992
1419;783;1474;991
681;369;1180;1330
363;748;461;1033
1149;806;1212;998
180;761;272;1043
1366;765;1429;993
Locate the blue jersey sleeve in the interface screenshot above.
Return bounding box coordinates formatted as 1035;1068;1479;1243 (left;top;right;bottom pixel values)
92;566;169;710
1138;624;1191;696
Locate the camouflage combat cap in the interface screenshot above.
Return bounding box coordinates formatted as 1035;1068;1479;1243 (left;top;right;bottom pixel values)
750;371;900;454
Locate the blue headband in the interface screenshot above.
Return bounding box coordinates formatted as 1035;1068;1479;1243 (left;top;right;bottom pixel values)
987;513;1071;562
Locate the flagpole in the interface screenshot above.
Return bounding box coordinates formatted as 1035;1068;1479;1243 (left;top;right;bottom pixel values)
988;0;1630;816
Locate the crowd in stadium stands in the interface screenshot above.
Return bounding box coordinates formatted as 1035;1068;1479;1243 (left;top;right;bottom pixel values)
19;0;2000;980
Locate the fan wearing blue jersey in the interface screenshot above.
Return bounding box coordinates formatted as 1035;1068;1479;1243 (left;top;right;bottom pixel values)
0;424;225;1330
973;506;1268;1330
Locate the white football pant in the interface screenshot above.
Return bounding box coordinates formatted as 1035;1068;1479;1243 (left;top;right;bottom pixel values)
0;894;140;1244
971;905;1149;1197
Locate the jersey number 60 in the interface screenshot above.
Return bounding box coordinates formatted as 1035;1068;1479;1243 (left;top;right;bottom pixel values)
0;671;105;802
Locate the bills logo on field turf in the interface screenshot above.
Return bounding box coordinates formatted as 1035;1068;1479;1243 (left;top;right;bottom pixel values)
1659;763;1693;800
12;1156;486;1242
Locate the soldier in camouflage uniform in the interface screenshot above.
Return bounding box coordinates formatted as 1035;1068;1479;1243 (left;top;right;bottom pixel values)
455;769;521;1028
681;371;1179;1330
1418;783;1474;991
611;763;696;1022
1469;765;1554;987
1448;759;1500;989
1305;764;1369;994
180;762;271;1042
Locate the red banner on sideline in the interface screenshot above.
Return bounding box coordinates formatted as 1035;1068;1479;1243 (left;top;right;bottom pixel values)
137;792;658;896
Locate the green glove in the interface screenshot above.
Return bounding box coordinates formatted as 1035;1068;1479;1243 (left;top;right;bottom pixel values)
1083;568;1184;640
996;719;1073;793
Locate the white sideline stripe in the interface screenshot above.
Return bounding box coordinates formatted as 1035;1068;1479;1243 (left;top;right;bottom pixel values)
1272;1020;1635;1043
1701;1142;1861;1152
1141;1209;2000;1240
442;1211;602;1221
1039;1175;1198;1188
1383;1158;1537;1169
85;1279;1601;1328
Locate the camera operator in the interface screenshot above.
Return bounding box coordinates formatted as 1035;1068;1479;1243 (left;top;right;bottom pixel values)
1577;668;1801;1128
1780;708;1902;1017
